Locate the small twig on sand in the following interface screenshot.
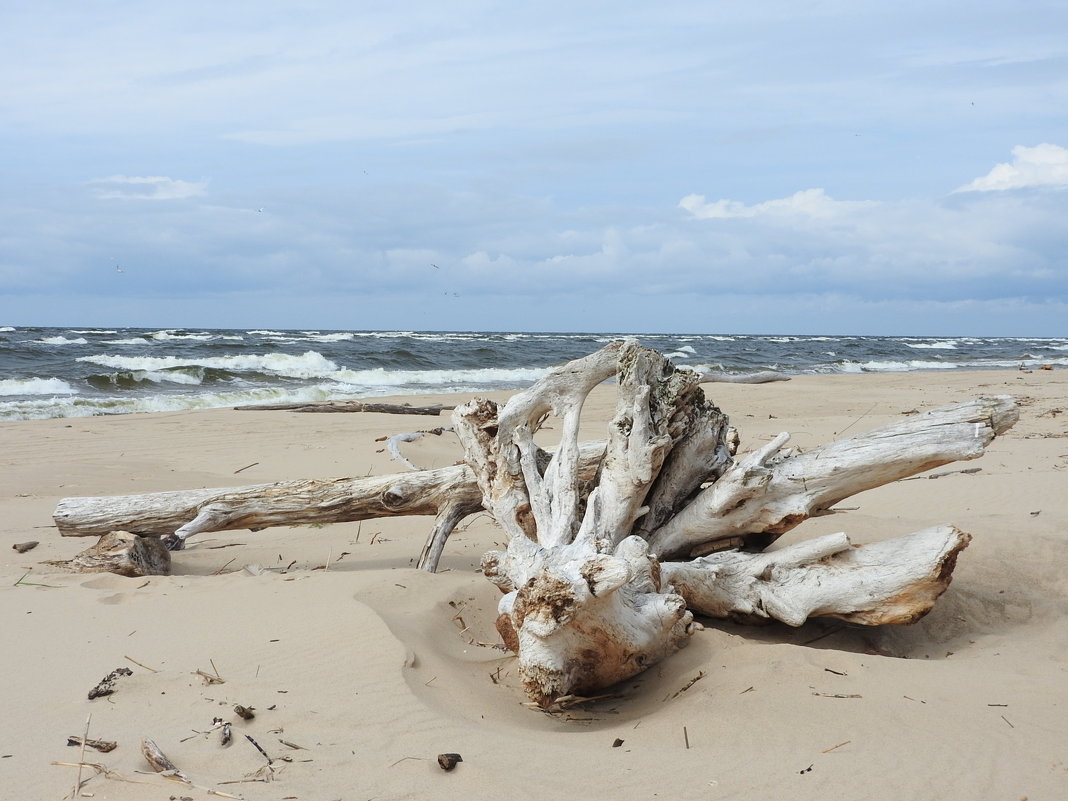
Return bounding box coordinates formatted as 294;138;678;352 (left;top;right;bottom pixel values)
73;714;91;798
668;671;705;700
124;655;158;673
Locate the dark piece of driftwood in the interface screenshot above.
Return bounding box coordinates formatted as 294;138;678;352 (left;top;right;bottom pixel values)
698;370;791;384
233;400;451;415
67;736;118;753
46;531;171;577
12;541;39;553
87;667;133;700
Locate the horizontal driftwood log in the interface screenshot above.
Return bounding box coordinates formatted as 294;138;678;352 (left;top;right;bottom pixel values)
54;466;482;540
53;442;609;570
698;370;791;384
233;400;451;414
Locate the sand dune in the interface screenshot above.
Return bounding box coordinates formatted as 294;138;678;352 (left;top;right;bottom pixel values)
1;369;1066;800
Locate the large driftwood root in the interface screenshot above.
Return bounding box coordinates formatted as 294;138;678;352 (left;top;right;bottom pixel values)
47;531;171;577
47;341;1019;708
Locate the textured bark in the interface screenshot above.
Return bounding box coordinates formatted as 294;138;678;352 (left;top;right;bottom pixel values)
662;525;971;626
457;342;720;706
46;531;172;577
53;466;483;550
646;396;1019;559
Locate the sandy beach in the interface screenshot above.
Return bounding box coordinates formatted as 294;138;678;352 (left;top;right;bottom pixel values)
2;368;1066;801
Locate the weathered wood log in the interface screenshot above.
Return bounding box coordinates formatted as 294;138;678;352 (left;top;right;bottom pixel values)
698;370;791;384
662;525;970;625
645;395;1018;559
46;531;171;577
233;400;450;414
54;466;483;554
53;443;607;571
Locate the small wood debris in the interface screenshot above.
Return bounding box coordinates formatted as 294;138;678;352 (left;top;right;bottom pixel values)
821;740;851;753
12;541;38;553
194;669;224;685
612;738;624;748
437;753;463;771
234;704;256;720
813;692;862;699
66;735;117;753
88;667;133;700
669;671;705;699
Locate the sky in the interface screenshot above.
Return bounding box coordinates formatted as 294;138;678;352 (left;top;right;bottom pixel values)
1;1;1066;336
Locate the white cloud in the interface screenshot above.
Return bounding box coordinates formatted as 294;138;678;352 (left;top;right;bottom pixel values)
678;188;875;220
93;175;208;201
955;144;1068;192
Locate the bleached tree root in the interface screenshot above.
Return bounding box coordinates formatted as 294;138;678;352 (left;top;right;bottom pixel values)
492;536;698;707
456;342;728;705
662;525;971;626
647;395;1018;559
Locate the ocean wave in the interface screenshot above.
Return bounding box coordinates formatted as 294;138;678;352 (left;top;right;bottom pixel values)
38;336;88;345
102;337;151;345
329;365;550;389
76;350;339;379
0;377;78;396
0;326;15;332
0;384;343;421
147;330;219;341
905;340;959;350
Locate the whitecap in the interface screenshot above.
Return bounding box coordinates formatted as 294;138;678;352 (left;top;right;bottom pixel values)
76;350;339;379
0;377;77;396
904;340;959;350
38;336;88;345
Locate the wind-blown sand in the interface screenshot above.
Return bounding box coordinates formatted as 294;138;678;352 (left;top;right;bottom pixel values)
2;369;1066;800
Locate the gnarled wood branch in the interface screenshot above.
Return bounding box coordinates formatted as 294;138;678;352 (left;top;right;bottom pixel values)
646;395;1018;559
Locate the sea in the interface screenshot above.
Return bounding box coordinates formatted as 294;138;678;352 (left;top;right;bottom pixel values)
1;326;1065;422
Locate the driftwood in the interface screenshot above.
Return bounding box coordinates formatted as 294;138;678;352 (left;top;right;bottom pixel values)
698;370;791;384
50;341;1018;707
233;400;450;415
47;531;171;577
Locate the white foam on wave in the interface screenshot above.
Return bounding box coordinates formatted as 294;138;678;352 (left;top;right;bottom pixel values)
38;336;88;345
147;330;216;341
329;365;550;389
0;377;78;396
0;326;15;332
103;337;150;345
77;350;339;379
133;370;203;385
0;384;345;421
905;340;959;350
843;359;960;372
304;332;356;342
